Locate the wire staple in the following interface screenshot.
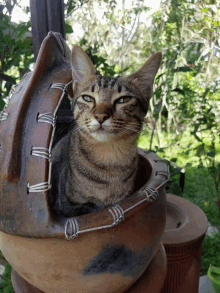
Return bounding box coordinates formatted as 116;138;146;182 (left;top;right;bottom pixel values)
108;204;125;226
27;182;51;193
143;187;159;202
65;218;79;240
0;112;8;121
37;112;56;126
51;83;66;91
31;147;52;161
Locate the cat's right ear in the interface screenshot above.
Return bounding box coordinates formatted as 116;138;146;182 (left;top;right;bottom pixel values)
71;46;96;92
128;52;162;100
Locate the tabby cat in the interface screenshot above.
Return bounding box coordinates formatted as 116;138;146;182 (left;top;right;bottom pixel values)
51;46;162;218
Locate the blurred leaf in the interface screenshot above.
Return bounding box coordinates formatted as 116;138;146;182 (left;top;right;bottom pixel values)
172;88;185;96
207;151;215;158
0;98;5;111
172;66;192;72
195;143;205;156
154;100;163;113
65;23;73;33
0;73;16;83
171;157;177;163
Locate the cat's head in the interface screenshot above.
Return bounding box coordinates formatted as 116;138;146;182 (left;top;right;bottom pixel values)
70;46;161;142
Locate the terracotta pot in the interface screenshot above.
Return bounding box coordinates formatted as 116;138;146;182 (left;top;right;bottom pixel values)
125;242;167;293
0;32;168;293
11;242;167;293
161;193;208;293
0;149;168;293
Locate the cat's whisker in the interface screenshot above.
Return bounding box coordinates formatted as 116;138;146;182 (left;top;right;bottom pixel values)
70;125;86;135
122;126;141;134
126;122;142;127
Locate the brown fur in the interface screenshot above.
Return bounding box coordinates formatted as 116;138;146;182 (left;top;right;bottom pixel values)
51;46;162;218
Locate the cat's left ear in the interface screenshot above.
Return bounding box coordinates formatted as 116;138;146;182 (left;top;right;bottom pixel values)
129;52;162;99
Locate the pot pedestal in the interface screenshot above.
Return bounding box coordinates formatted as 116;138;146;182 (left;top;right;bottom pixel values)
161;193;208;293
11;242;167;293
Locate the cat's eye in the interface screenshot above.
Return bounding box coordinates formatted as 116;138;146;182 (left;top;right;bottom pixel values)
116;96;132;104
82;95;95;102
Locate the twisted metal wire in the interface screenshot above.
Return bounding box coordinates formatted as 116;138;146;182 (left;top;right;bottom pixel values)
108;205;125;226
156;171;170;179
37;112;56;126
51;83;66;91
143;187;159;202
65;218;79;240
31;147;52;161
27;182;51;193
0;112;8;121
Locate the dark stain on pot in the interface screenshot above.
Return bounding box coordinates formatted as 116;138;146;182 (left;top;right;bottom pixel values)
83;244;155;277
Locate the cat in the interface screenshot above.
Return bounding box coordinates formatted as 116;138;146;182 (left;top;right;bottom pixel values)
51;46;162;218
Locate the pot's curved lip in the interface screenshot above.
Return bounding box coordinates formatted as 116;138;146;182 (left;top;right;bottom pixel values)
62;149;169;240
165;201;188;232
162;193;208;245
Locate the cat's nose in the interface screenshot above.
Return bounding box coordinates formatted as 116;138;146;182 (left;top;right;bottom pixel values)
94;113;109;124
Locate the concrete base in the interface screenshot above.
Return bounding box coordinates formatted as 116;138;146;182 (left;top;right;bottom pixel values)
199;275;215;293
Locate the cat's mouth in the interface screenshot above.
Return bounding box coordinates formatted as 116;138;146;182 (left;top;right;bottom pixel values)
89;125;115;142
96;128;105;132
91;124;108;132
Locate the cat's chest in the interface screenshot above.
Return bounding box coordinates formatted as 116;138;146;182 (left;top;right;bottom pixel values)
68;153;138;205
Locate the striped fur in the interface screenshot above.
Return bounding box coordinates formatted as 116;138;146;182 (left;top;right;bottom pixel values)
51;46;162;218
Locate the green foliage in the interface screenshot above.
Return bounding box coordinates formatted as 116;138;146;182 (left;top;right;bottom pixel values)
0;2;34;110
65;23;73;34
65;0;89;17
0;263;13;293
0;251;12;293
78;37;119;76
201;233;220;276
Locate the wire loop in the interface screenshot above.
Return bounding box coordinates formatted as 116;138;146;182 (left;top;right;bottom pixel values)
156;171;170;179
27;182;51;193
0;112;8;121
109;205;125;226
51;83;66;91
65;218;79;240
37;112;56;126
31;147;52;161
143;187;159;202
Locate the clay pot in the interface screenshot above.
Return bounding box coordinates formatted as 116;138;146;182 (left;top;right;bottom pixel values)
0;149;168;293
11;242;167;293
0;32;168;293
125;242;167;293
161;193;208;293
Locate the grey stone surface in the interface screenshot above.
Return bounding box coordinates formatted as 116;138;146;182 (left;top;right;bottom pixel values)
199;275;216;293
0;264;5;283
206;222;219;238
0;264;5;275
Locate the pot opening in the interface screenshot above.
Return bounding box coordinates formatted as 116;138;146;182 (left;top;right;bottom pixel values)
50;96;153;218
